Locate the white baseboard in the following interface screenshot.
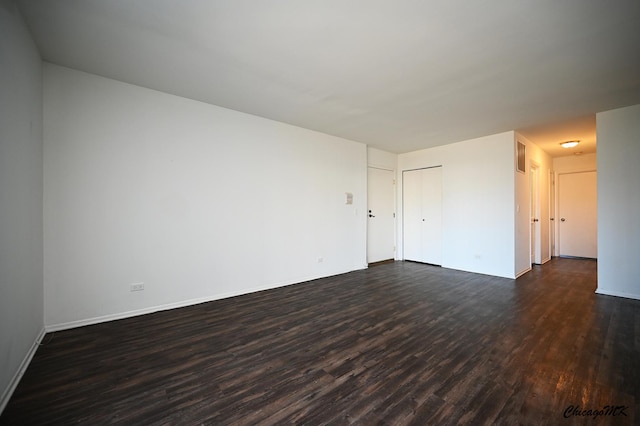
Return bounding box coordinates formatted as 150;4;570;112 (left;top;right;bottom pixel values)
45;286;285;332
45;267;364;332
0;327;46;415
595;288;640;301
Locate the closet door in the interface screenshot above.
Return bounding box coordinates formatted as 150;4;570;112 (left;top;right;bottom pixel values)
421;167;442;265
403;169;423;262
403;167;442;265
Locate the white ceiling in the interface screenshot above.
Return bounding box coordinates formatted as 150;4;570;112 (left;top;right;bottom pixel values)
17;0;640;155
519;114;596;158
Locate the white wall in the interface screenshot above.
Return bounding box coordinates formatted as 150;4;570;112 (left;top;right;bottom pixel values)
596;104;640;300
367;147;397;171
0;0;44;412
44;64;367;329
553;153;597;174
514;133;553;274
397;132;516;278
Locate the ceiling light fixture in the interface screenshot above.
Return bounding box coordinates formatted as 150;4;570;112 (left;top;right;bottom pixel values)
560;140;580;148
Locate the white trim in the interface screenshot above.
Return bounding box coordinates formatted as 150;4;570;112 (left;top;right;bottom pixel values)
595;288;640;301
45;268;365;332
0;327;46;414
515;266;532;279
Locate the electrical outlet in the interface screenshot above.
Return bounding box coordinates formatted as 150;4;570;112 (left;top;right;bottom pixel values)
130;282;144;292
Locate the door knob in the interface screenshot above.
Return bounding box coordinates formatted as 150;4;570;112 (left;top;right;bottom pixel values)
368;210;375;218
561;218;566;222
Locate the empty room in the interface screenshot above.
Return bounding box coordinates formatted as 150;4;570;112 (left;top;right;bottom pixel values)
1;0;639;424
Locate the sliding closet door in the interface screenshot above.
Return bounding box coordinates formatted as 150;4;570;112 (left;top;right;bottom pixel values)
421;167;442;265
403;167;442;265
403;169;423;262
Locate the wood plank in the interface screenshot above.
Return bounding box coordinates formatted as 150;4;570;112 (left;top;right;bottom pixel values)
1;258;638;425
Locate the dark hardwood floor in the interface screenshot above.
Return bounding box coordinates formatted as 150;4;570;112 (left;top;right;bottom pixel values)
2;258;639;425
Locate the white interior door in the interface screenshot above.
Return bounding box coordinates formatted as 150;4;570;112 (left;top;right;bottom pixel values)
403;167;442;265
367;167;395;263
530;163;540;264
550;169;556;257
558;171;597;258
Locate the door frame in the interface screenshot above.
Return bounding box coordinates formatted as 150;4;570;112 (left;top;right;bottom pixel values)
557;170;598;258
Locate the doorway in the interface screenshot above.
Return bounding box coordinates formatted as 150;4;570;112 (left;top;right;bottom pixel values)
558;171;597;258
530;162;541;264
367;167;395;264
549;169;556;257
